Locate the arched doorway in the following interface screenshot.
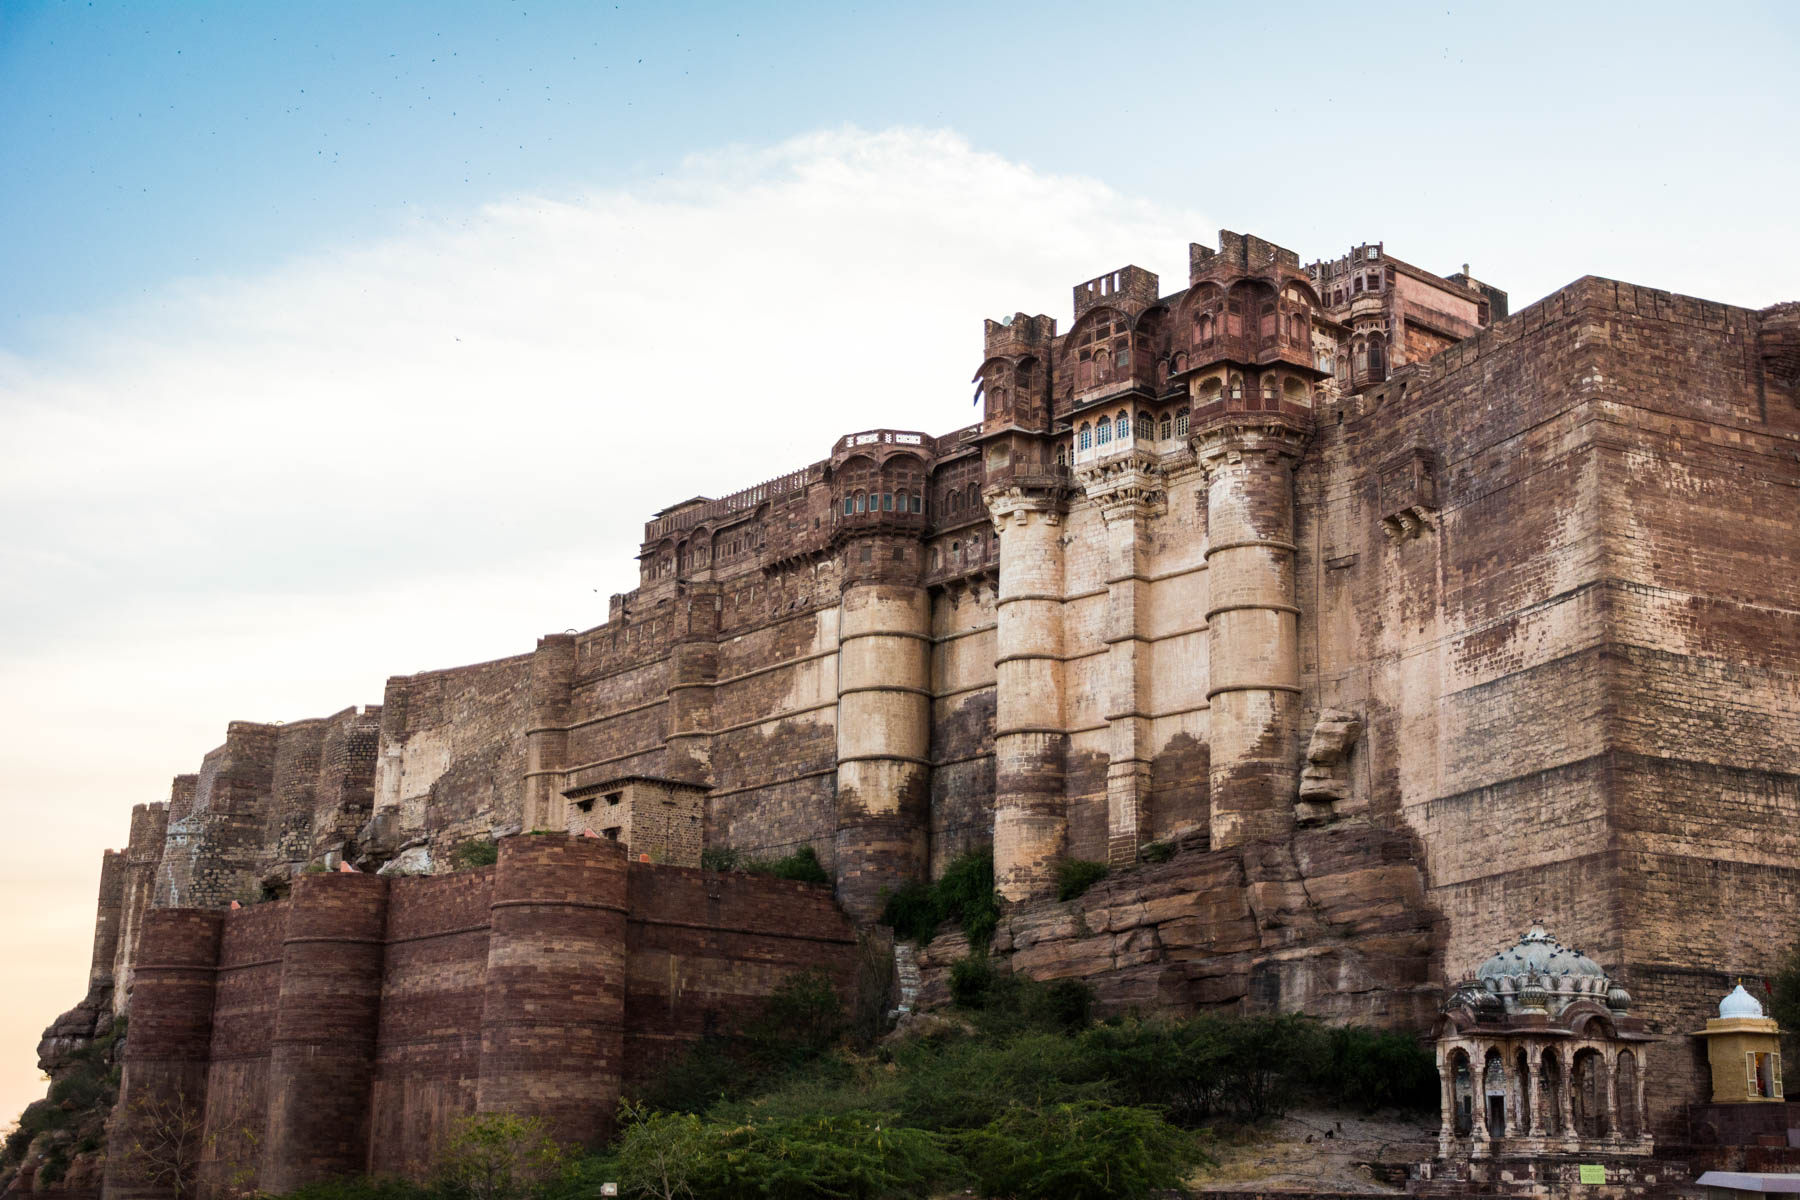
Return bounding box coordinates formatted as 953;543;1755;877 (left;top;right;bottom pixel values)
1483;1048;1509;1135
1572;1049;1609;1139
1615;1050;1640;1140
1450;1049;1474;1135
1539;1047;1563;1136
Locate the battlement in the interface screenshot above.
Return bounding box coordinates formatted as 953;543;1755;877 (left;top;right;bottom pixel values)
983;311;1057;358
1193;231;1301;284
1073;265;1159;318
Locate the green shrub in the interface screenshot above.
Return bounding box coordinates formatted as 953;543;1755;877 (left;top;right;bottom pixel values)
640;971;849;1113
877;850;999;950
948;955;1000;1009
878;879;938;944
36;1147;70;1187
611;1105;958;1200
1320;1025;1438;1112
745;970;845;1067
958;1101;1205;1200
1140;840;1176;864
278;1177;432;1200
946;958;1095;1036
433;1112;567;1200
449;839;500;871
699;846;741;872
1770;940;1799;1094
1055;858;1109;902
745;845;830;886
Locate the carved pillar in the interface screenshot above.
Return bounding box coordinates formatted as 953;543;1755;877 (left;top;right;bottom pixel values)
521;633;577;831
1527;1052;1546;1137
1558;1045;1577;1144
1437;1051;1456;1158
987;485;1070;900
1603;1050;1620;1141
1635;1055;1649;1142
1193;427;1306;848
1471;1047;1490;1154
1077;454;1163;865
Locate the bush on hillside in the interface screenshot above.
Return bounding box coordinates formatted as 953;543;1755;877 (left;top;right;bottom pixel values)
1055;858;1109;902
877;850;999;950
958;1100;1207;1200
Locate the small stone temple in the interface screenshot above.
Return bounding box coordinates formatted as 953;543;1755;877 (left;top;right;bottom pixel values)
1436;925;1656;1158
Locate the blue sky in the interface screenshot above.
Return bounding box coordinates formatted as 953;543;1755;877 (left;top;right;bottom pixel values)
1;0;1796;1126
7;0;1797;348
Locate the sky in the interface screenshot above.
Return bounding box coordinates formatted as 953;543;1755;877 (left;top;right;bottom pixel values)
1;0;1796;1129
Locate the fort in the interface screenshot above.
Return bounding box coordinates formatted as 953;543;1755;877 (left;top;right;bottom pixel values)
15;231;1800;1199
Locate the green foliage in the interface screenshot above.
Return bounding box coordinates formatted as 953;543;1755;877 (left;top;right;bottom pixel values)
1140;839;1176;864
2;1017;127;1169
1773;940;1800;1092
639;971;848;1114
35;1145;70;1186
1055;858;1110;902
744;845;830;886
1318;1025;1439;1112
958;1101;1206;1200
434;1113;567;1200
699;847;740;872
609;1103;958;1200
303;862;329;874
877;850;999;950
946;957;1095;1035
449;839;501;871
276;1177;432;1200
699;844;830;885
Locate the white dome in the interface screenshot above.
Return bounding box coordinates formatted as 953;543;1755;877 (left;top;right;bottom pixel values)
1719;984;1765;1019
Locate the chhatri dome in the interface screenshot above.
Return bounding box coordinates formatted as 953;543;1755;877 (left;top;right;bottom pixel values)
1453;924;1628;1017
1718;983;1765;1019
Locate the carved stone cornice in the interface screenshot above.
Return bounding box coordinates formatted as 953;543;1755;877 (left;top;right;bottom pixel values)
1191;421;1309;480
984;482;1070;532
1075;450;1166;522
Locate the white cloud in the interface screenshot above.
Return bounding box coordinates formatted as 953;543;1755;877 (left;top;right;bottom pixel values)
0;125;1208;1121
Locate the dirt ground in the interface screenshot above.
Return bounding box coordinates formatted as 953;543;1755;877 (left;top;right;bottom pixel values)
1185;1107;1439;1194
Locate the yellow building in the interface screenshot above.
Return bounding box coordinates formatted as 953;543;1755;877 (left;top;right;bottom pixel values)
1694;985;1785;1104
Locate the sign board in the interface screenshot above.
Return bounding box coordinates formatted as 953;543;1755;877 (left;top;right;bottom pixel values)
1578;1164;1607;1185
600;1185;618;1197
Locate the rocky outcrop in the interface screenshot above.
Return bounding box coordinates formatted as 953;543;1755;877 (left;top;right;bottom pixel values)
917;821;1444;1029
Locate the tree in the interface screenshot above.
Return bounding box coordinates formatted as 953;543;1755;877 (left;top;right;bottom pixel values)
434;1113;568;1200
122;1091;205;1200
611;1102;705;1200
1771;939;1800;1093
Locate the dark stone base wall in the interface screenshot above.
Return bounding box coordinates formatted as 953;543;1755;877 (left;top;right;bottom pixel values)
108;836;858;1200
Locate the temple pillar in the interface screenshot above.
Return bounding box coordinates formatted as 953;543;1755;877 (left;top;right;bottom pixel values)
1437;1052;1456;1158
1527;1054;1546;1137
1558;1045;1577;1146
1603;1050;1620;1141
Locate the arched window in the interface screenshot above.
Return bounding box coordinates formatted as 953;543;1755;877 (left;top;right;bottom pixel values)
1159;414;1172;440
1354;340;1369;376
1198;313;1214;343
1283;377;1307;406
882;492;893;511
855;492;866;513
1078;423;1092;450
1096;417;1112;445
1055;444;1068;466
1261;377;1278;407
1289;313;1305;343
1368;334;1386;378
1116;411;1130;442
1136;411;1152;440
1197;377;1222;404
967;483;979;509
909;493;921;513
1229;375;1244;401
1175;409;1189;437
